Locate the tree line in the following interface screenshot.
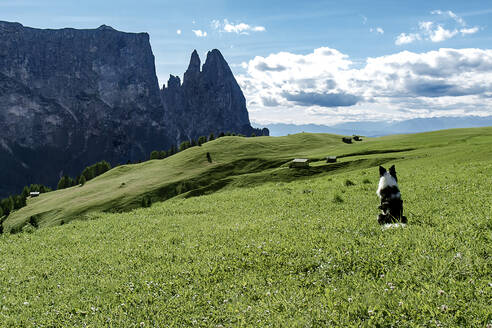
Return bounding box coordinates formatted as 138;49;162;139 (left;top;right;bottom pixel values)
57;160;111;190
0;184;52;233
149;131;256;160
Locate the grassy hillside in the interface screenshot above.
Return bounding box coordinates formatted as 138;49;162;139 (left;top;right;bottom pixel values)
4;127;491;233
0;127;491;326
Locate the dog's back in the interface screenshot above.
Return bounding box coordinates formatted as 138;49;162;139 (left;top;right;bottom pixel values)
377;165;407;224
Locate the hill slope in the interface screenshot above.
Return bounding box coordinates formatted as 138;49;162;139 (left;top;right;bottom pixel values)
4;127;492;233
0;127;490;326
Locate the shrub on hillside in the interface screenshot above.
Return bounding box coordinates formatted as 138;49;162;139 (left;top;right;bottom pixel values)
141;195;152;208
344;179;355;186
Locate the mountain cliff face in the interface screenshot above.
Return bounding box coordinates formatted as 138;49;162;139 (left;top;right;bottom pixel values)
161;49;267;140
0;21;266;197
0;21;176;197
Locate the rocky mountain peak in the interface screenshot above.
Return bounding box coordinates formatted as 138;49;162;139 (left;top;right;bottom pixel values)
202;49;233;83
161;49;268;141
166;74;181;89
183;49;201;83
97;24;116;31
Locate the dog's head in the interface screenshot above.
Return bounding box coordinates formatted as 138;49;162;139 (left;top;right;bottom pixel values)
379;165;397;182
377;165;399;198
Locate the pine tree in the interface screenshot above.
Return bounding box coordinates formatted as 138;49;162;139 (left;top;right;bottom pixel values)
22;186;30;199
150;150;160;160
208;133;215;141
79;175;86;186
102;160;111;173
179;141;190;152
57;176;67;190
0;206;4;218
198;136;207;146
218;132;225;138
159;150;167;159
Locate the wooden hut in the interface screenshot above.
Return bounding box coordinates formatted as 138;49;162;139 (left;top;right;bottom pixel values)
29;192;40;197
289;158;309;168
326;156;337;163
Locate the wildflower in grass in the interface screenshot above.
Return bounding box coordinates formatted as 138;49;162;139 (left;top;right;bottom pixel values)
438;289;445;295
440;304;448;312
399;301;403;307
368;309;374;316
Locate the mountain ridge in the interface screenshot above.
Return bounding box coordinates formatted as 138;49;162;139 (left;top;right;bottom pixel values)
0;21;265;197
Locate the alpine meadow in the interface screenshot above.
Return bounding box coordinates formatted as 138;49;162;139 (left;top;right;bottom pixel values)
1;1;492;327
0;128;491;326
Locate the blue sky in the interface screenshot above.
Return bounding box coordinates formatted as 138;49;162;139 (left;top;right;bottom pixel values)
1;0;492;124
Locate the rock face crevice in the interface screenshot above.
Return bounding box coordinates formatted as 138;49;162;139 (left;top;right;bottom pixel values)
0;21;267;197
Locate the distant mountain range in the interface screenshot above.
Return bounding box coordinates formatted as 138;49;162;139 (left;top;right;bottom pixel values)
254;116;492;137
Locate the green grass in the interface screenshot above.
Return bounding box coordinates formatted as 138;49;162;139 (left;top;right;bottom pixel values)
0;127;491;326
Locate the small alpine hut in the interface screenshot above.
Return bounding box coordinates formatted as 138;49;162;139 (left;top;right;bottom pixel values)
326;156;337;163
289;158;309;168
353;135;362;141
29;192;40;198
342;137;352;144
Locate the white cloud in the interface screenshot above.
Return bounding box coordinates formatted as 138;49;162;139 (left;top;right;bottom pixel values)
211;19;266;34
461;27;479;35
176;29;182;35
192;29;207;37
425;24;458;42
370;27;384;34
395;10;480;45
432;10;465;26
238;47;492;125
395;33;421;45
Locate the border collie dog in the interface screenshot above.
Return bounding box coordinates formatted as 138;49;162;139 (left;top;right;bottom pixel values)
376;165;407;224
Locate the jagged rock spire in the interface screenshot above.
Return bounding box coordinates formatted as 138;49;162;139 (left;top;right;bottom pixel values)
166;74;181;89
183;49;201;84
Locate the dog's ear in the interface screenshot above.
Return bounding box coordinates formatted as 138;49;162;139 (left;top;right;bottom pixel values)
389;165;397;180
379;166;386;177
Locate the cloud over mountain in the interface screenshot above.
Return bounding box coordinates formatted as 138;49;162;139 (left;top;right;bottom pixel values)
211;19;265;35
238;47;492;124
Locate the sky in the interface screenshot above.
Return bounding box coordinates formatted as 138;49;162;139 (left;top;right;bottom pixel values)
1;0;492;125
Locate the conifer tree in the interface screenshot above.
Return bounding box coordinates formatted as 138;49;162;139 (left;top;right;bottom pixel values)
57;176;67;190
198;136;207;146
208;133;215;141
22;186;30;199
150;150;160;160
159;150;167;159
79;175;86;186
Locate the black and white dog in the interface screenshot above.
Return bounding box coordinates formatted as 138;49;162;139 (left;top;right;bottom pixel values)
376;165;407;225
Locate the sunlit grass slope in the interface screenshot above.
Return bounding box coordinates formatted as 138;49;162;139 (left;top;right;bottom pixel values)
4;127;492;233
0;128;490;326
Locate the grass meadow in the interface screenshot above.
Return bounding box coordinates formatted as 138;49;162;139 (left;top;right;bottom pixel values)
0;128;491;326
